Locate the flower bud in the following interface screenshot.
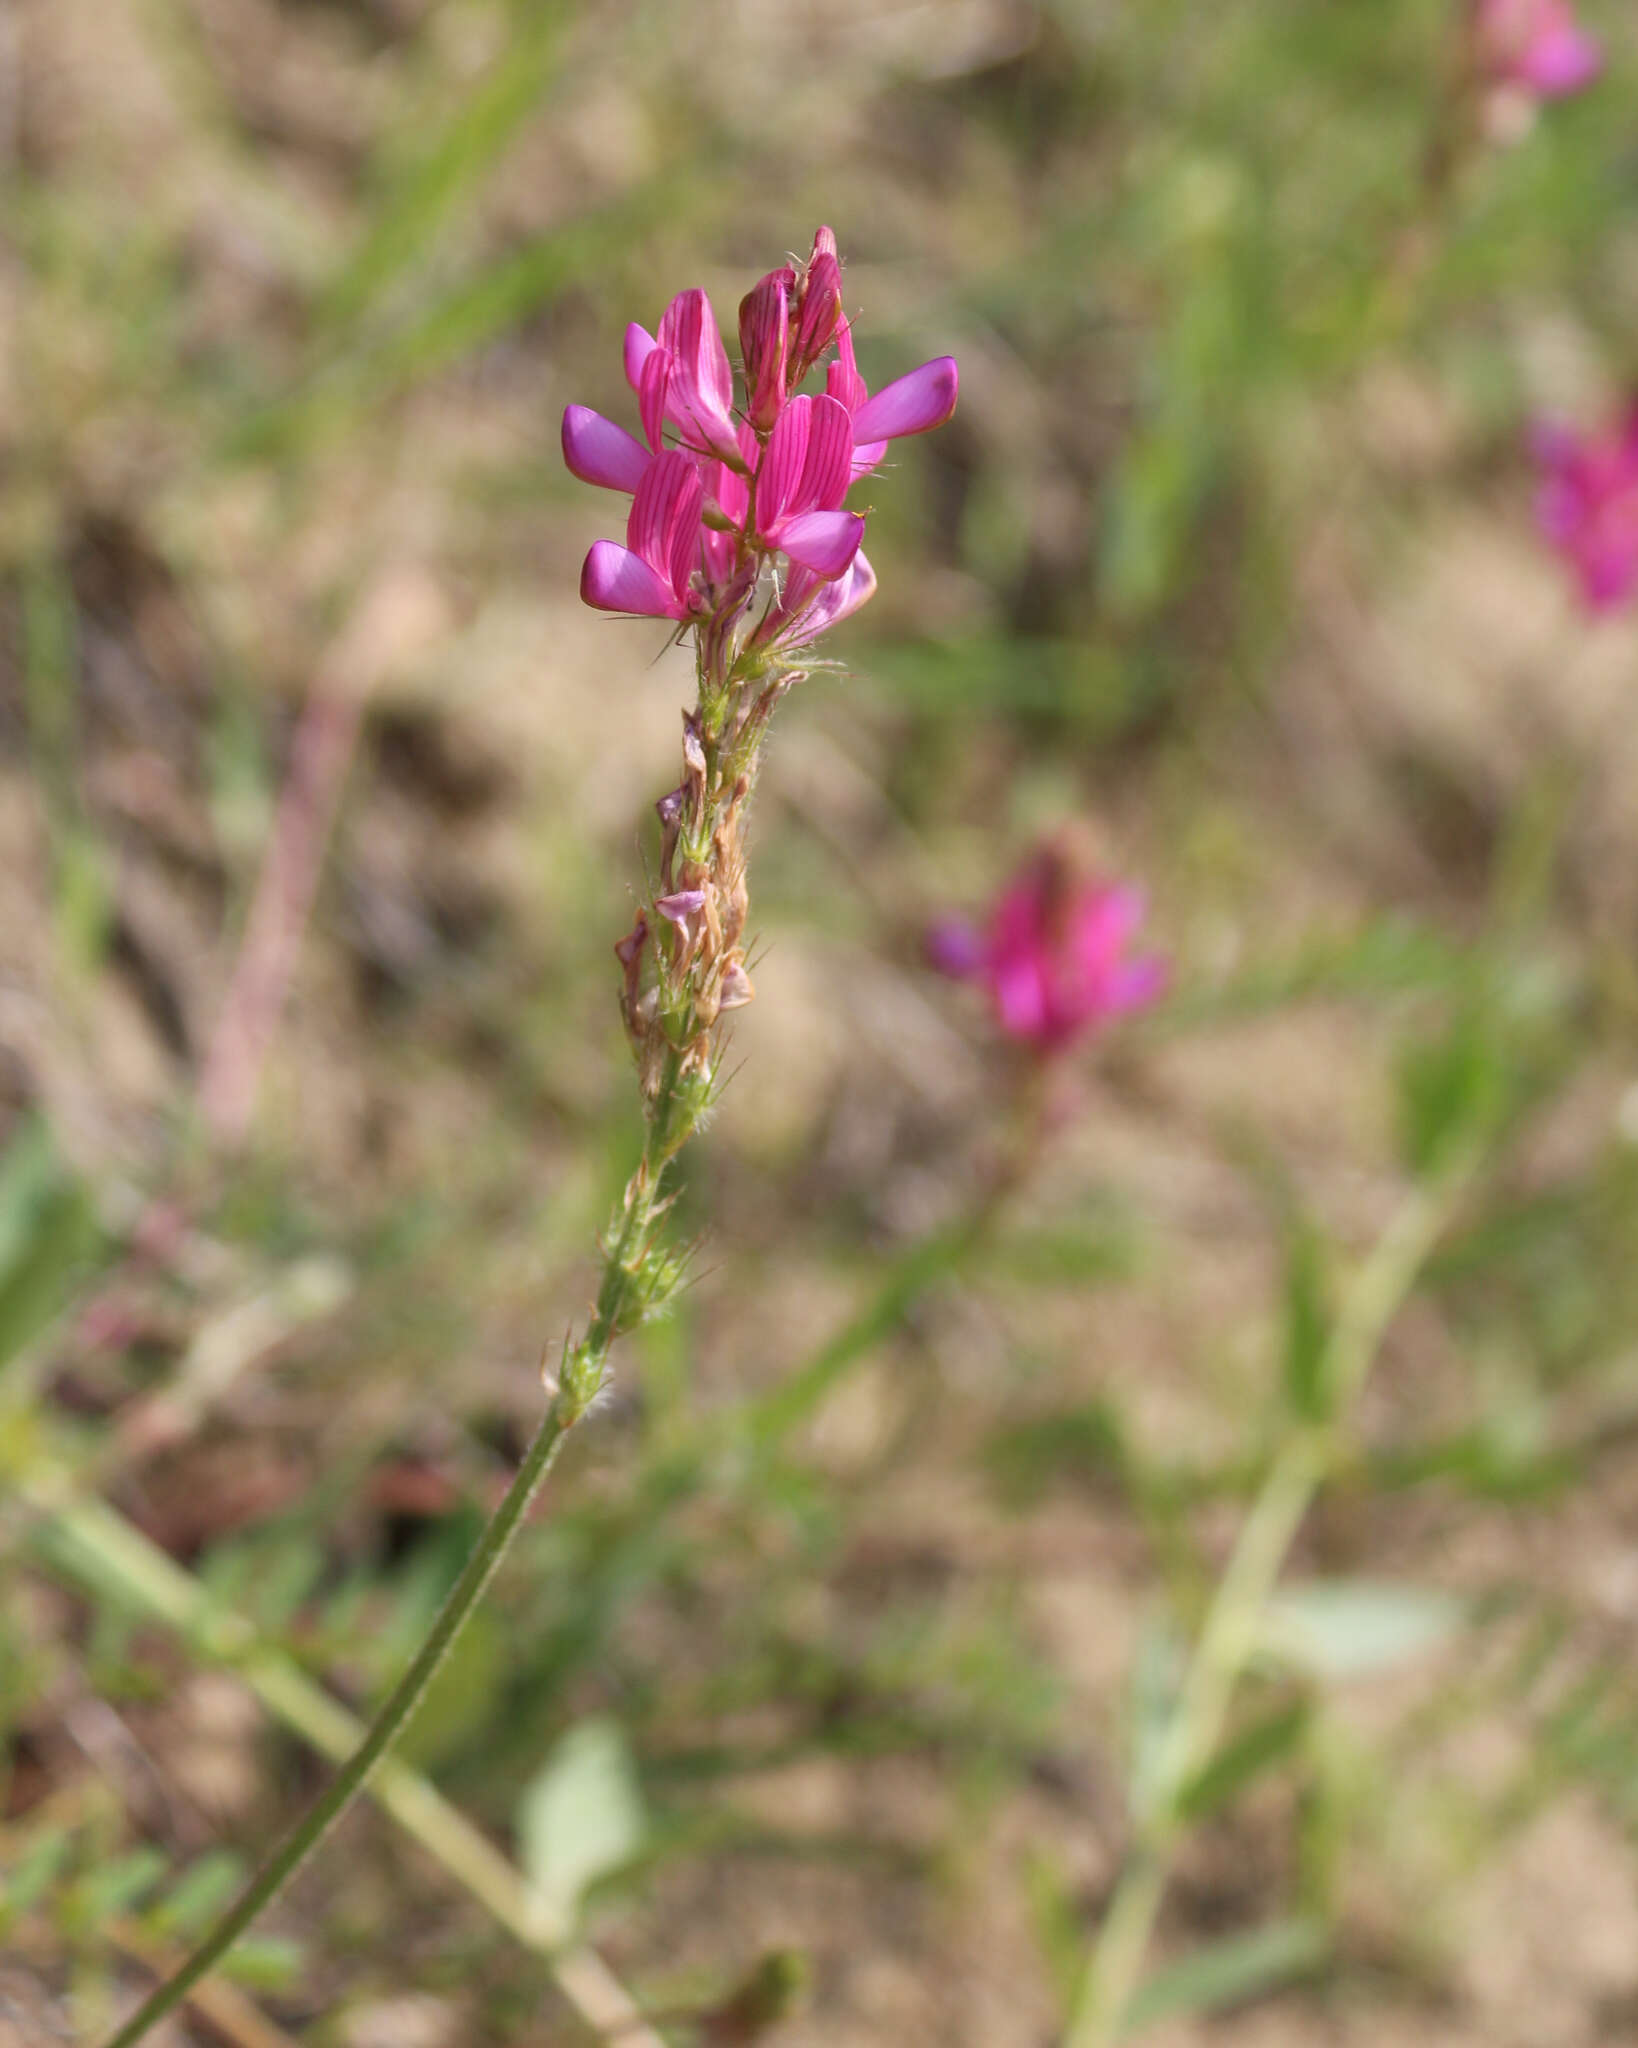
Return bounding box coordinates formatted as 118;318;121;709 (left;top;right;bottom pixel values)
739;267;794;431
790;229;843;384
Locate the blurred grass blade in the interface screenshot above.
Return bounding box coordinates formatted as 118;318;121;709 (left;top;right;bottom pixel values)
1122;1916;1328;2033
318;3;573;333
1176;1699;1309;1825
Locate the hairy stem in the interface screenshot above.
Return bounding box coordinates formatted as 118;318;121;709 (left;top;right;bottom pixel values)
100;1396;575;2048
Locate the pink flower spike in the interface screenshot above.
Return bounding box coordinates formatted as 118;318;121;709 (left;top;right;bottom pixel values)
930;844;1167;1057
562;406;650;494
1533;405;1638;613
1474;0;1602;100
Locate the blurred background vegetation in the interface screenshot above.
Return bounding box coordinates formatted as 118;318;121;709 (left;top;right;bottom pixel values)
5;1;1638;2043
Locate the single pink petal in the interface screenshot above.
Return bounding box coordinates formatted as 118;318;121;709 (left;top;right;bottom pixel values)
849;440;889;482
663;464;706;600
851;357;960;445
628;450;703;585
624;323;659;391
759;395;813;533
581;541;685;618
825;315;869;416
639;349;671;454
756;551;877;650
561;406;649;493
656;288;740;460
777;510;865;579
797;393;854;512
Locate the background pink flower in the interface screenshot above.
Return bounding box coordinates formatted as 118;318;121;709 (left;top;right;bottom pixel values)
930;844;1167;1055
1534;407;1638;611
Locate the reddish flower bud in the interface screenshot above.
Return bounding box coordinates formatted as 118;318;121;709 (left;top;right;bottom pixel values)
739;266;795;431
790;228;843;385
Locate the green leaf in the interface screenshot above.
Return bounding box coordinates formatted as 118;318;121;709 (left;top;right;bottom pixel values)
516;1716;646;1927
1177;1699;1310;1824
149;1851;245;1937
220;1936;304;1991
78;1846;170;1920
1123;1915;1328;2032
0;1826;75;1921
1263;1579;1463;1681
1281;1214;1332;1422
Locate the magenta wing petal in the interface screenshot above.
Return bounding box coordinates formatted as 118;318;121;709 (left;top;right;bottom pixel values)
825;316;869;416
562;406;650;493
798;393;854;512
759;395;812;533
777;510;865;579
851;357;959;445
628;449;704;594
624;323;659;392
639;348;671;454
581;541;685;618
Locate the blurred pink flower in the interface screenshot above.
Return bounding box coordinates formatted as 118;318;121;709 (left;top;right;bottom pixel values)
930;845;1167;1055
1473;0;1602;100
1535;407;1638;611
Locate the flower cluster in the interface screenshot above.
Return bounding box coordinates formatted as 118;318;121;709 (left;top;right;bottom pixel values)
1471;0;1602;104
564;227;957;647
930;840;1167;1058
1535;408;1638;612
563;228;957;1108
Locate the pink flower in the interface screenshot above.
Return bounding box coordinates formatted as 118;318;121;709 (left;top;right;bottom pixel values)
581;450;705;620
1534;407;1638;611
1473;0;1602;99
625;288;744;466
753;552;878;652
826;316;960;480
754;393;864;578
930;846;1167;1055
564;231;959;639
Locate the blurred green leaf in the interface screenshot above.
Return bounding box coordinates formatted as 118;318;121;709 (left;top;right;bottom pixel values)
1281;1214;1332;1423
77;1845;169;1921
0;1826;75;1921
1177;1699;1310;1825
1263;1579;1463;1681
516;1716;646;1926
148;1851;246;1938
1123;1915;1328;2032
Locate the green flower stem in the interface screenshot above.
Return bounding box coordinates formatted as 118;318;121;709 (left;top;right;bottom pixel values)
1064;1164;1468;2048
31;1483;665;2046
97;1394;575;2048
88;1044;706;2048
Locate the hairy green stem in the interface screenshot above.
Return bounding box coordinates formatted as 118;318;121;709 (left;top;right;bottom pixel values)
1064;1167;1466;2048
100;1395;575;2048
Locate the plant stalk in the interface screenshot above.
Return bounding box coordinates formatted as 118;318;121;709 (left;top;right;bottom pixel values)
1064;1167;1466;2048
